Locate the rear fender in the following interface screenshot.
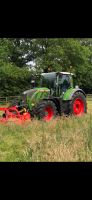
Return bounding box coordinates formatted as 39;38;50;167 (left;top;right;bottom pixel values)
63;88;86;101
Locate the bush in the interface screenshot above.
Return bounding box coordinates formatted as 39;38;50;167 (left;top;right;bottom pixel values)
0;63;31;96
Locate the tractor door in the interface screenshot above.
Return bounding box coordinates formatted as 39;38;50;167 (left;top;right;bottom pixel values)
58;74;71;96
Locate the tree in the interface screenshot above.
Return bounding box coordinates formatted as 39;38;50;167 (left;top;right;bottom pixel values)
0;38;33;96
7;38;35;67
31;38;91;73
0;38;11;66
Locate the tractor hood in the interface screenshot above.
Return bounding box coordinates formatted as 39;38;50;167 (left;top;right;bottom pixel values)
22;87;50;96
22;87;50;109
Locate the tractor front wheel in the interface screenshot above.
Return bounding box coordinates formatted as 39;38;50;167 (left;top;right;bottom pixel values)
69;92;87;116
35;100;58;121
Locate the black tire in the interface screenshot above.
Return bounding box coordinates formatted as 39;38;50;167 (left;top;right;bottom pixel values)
69;92;87;116
34;100;58;121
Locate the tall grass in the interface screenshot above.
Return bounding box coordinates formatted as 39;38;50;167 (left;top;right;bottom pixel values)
0;101;92;162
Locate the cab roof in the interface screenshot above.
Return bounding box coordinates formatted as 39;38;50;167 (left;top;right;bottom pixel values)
59;72;74;75
41;72;74;76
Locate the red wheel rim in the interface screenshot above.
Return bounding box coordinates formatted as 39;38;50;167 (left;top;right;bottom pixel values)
44;107;54;121
73;98;84;115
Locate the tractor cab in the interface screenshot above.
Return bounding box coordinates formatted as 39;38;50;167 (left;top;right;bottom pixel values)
57;72;73;89
41;72;74;96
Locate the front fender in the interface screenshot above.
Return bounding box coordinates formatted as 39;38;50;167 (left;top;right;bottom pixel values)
63;88;86;101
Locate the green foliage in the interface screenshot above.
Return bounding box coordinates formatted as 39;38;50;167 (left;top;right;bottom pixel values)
8;38;34;67
31;38;91;71
0;38;11;65
0;63;31;96
33;38;64;71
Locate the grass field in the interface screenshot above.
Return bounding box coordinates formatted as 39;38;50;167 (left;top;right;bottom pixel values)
0;100;92;162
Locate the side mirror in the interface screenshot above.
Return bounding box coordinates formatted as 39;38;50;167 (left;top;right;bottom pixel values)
31;80;35;88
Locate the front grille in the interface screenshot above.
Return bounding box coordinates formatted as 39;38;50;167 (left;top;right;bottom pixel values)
22;94;27;104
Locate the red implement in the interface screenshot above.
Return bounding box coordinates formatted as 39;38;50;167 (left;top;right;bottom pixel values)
0;106;31;124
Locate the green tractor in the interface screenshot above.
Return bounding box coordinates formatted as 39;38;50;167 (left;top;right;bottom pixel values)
18;72;87;121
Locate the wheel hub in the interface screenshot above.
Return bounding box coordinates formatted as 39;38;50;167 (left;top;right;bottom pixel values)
44;107;54;121
73;98;84;115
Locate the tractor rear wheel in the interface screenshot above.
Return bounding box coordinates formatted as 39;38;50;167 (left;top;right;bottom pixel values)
35;100;58;121
69;92;87;116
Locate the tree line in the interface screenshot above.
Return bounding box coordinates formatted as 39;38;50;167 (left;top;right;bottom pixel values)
0;38;92;96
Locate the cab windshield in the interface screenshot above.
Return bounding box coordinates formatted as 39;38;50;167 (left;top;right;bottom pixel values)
40;72;56;89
